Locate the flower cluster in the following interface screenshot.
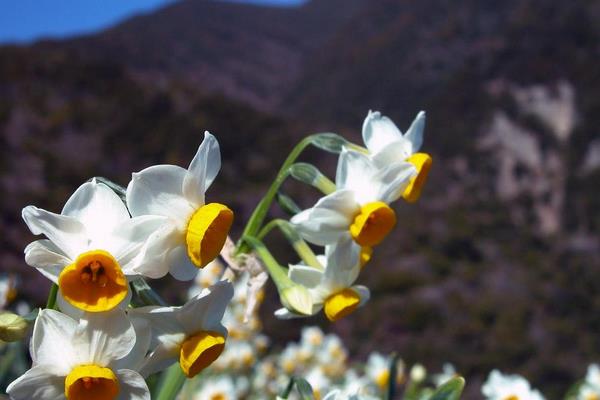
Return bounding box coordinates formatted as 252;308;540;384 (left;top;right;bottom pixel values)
7;132;236;399
275;111;431;321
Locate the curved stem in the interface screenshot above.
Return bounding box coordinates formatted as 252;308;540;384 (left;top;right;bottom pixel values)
236;135;318;254
155;364;187;400
258;219;322;271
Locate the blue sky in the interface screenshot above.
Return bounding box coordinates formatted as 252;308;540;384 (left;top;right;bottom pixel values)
0;0;303;44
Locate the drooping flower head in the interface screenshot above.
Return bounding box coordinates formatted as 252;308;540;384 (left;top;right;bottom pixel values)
22;180;166;313
275;244;369;322
6;309;151;400
362;110;431;202
127;132;234;281
129;281;234;378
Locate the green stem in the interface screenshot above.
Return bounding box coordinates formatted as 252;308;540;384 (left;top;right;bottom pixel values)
258;219;322;271
280;377;295;399
386;353;400;400
236;136;319;254
45;284;58;310
130;277;167;307
155;364;187;400
242;236;290;291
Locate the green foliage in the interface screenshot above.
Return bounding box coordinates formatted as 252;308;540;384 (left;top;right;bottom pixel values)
428;377;465;400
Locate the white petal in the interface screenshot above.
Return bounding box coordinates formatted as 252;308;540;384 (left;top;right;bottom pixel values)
62;181;130;241
24;239;70;282
130;223;181;279
352;285;371;306
371;140;411;168
109;215;173;274
362;110;403;154
116;369;151;400
274;308;307;320
324;254;360;289
112;317;151;371
138;344;179;378
126;164;194;222
288;265;324;288
6;365;66;400
73;310;136;366
335;148;378;195
182;131;221;205
178;280;233;334
22;206;87;259
324;238;360;272
291;190;358;245
168;245;199;281
30;309;77;374
403;111;426;154
127;306;185;349
374;161;417;204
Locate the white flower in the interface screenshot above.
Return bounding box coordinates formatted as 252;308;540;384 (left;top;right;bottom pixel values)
193;376;237;400
482;370;545;400
22;180;166;313
274;244;369;322
306;367;332;399
578;364;600;400
129;281;233;378
6;309;150;400
322;389;379;400
365;353;404;390
291;148;415;249
127;131;233;281
362;110;431;202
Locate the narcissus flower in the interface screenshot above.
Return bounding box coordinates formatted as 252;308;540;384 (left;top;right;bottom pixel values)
126;132;234;281
274;244;369;322
22;180;166;313
292;148;415;249
129;281;233;378
482;370;545;400
362;110;432;202
6;309;150;400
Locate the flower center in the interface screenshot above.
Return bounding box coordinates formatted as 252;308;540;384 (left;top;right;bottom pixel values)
376;370;390;388
179;330;226;377
402;152;432;203
58;250;128;312
503;396;519;400
210;395;226;400
64;364;119;400
349;201;396;247
185;203;234;269
323;288;361;322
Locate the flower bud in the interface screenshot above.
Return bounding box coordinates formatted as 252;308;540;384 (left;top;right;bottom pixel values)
280;285;313;316
410;364;427;383
0;312;28;342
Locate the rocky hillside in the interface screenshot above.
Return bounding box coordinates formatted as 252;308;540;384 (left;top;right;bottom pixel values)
1;0;599;397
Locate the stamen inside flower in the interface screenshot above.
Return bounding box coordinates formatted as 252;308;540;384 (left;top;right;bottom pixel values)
179;331;226;377
503;396;519;400
323;288;361;322
186;203;234;269
58;250;128;312
402;153;432;203
64;364;119;400
350;201;396;247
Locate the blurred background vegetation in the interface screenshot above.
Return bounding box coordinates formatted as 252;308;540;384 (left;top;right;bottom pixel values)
0;0;599;397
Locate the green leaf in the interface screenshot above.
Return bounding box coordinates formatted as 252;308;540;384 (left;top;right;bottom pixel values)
294;378;315;400
429;377;466;400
